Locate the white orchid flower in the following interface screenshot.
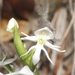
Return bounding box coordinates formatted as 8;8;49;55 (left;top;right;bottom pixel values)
6;66;34;75
20;27;66;65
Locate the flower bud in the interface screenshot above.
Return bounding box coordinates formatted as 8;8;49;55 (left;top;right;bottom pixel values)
6;18;19;33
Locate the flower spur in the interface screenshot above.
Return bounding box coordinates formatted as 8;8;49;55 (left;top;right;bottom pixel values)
20;27;66;65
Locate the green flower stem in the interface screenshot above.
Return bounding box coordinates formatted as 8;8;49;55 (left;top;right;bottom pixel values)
34;67;40;75
13;26;27;57
3;65;14;73
13;25;35;71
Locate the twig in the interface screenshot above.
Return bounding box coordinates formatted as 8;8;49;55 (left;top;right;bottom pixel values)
53;37;67;75
69;0;75;74
71;16;75;75
51;8;67;75
69;0;73;15
60;12;75;45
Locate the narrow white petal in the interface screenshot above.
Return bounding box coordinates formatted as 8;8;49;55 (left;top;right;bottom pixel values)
32;44;42;65
45;41;61;48
20;46;36;58
0;56;17;66
3;55;17;65
21;36;37;42
42;47;54;65
21;32;29;37
21;32;37;42
45;41;66;52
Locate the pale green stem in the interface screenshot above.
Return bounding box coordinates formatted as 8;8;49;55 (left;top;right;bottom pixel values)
3;65;14;73
34;67;40;75
13;25;35;71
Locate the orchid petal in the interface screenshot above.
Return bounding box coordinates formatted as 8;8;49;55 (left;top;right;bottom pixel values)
21;32;37;42
45;41;61;48
42;47;54;65
45;41;66;52
21;36;37;42
20;46;36;58
21;32;29;37
32;44;42;65
0;55;17;66
34;27;54;40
